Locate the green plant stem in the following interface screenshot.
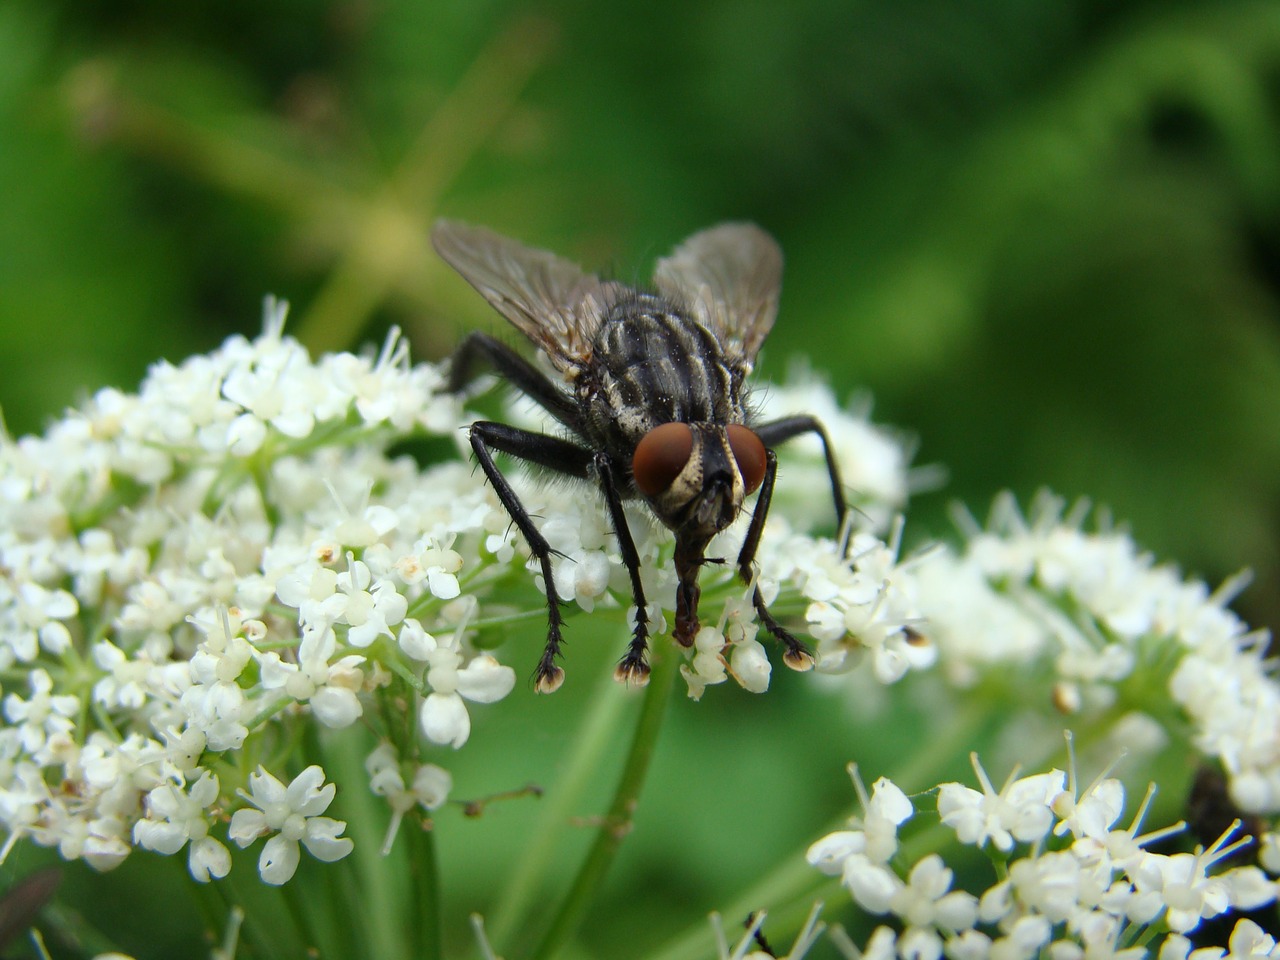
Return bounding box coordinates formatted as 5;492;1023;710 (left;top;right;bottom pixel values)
410;817;444;960
279;874;322;955
487;658;632;947
523;643;681;960
320;729;411;960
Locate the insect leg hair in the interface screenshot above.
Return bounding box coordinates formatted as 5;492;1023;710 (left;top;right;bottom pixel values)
467;421;594;692
592;451;652;686
448;332;584;431
753;415;848;534
735;449;815;672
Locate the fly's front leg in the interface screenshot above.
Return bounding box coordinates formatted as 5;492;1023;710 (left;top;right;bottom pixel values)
736;449;815;671
592;452;652;686
468;421;593;692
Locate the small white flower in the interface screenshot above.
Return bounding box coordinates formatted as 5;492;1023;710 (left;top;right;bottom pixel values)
133;771;231;882
1052;776;1125;843
989;915;1052;960
333;555;408;648
411;619;515;749
3;669;79;760
729;638;772;694
1260;833;1280;875
889;853;978;935
946;928;994;960
938;754;1062;853
682;625;731;700
1129;848;1234;934
1221;918;1280;959
276;560;341;621
860;926;901;960
395;538;464;600
228;765;353;885
807;769;917;918
2;582;78;662
258;625;365;728
91;640;154;711
366;743;453;854
1005;850;1082;924
808;770;913;877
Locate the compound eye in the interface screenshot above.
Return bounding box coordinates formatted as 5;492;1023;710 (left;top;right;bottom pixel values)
727;425;767;495
632;422;693;497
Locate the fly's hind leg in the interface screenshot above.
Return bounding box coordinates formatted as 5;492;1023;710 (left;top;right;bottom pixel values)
448;332;584;431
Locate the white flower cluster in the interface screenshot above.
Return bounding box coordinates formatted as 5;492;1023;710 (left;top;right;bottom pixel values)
808;756;1280;960
914;492;1280;817
0;301;914;883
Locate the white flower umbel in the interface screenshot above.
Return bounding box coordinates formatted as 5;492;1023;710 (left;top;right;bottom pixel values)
809;753;1280;960
228;765;353;885
0;300;915;888
916;492;1280;817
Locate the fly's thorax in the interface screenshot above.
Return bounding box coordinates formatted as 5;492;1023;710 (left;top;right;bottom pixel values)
578;301;747;451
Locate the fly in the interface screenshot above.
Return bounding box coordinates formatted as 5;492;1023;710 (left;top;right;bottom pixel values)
433;220;847;692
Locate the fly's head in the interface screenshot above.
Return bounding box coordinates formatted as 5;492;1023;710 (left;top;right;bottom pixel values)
631;422;767;544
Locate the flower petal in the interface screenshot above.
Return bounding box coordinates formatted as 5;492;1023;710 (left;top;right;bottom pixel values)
189;837;231;883
302;817;355;863
259;835;300;885
454;655;515;704
286;765;336;817
228;808;269;847
420;692;470;749
311;687;363;729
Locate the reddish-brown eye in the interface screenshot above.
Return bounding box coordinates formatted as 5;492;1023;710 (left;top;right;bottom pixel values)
632;422;693;497
727;425;767;495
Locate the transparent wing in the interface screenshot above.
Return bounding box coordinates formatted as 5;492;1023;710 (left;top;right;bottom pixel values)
432;220;619;373
653;222;782;365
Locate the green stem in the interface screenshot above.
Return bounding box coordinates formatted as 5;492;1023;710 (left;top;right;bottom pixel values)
279;876;323;955
409;815;443;960
487;659;632;947
523;643;681;960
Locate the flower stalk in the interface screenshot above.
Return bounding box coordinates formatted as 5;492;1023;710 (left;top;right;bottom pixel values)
525;642;682;960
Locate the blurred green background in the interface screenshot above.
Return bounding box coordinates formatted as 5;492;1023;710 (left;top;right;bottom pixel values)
3;0;1280;955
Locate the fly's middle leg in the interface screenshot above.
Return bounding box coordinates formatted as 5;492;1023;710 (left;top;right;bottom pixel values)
594;452;653;685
